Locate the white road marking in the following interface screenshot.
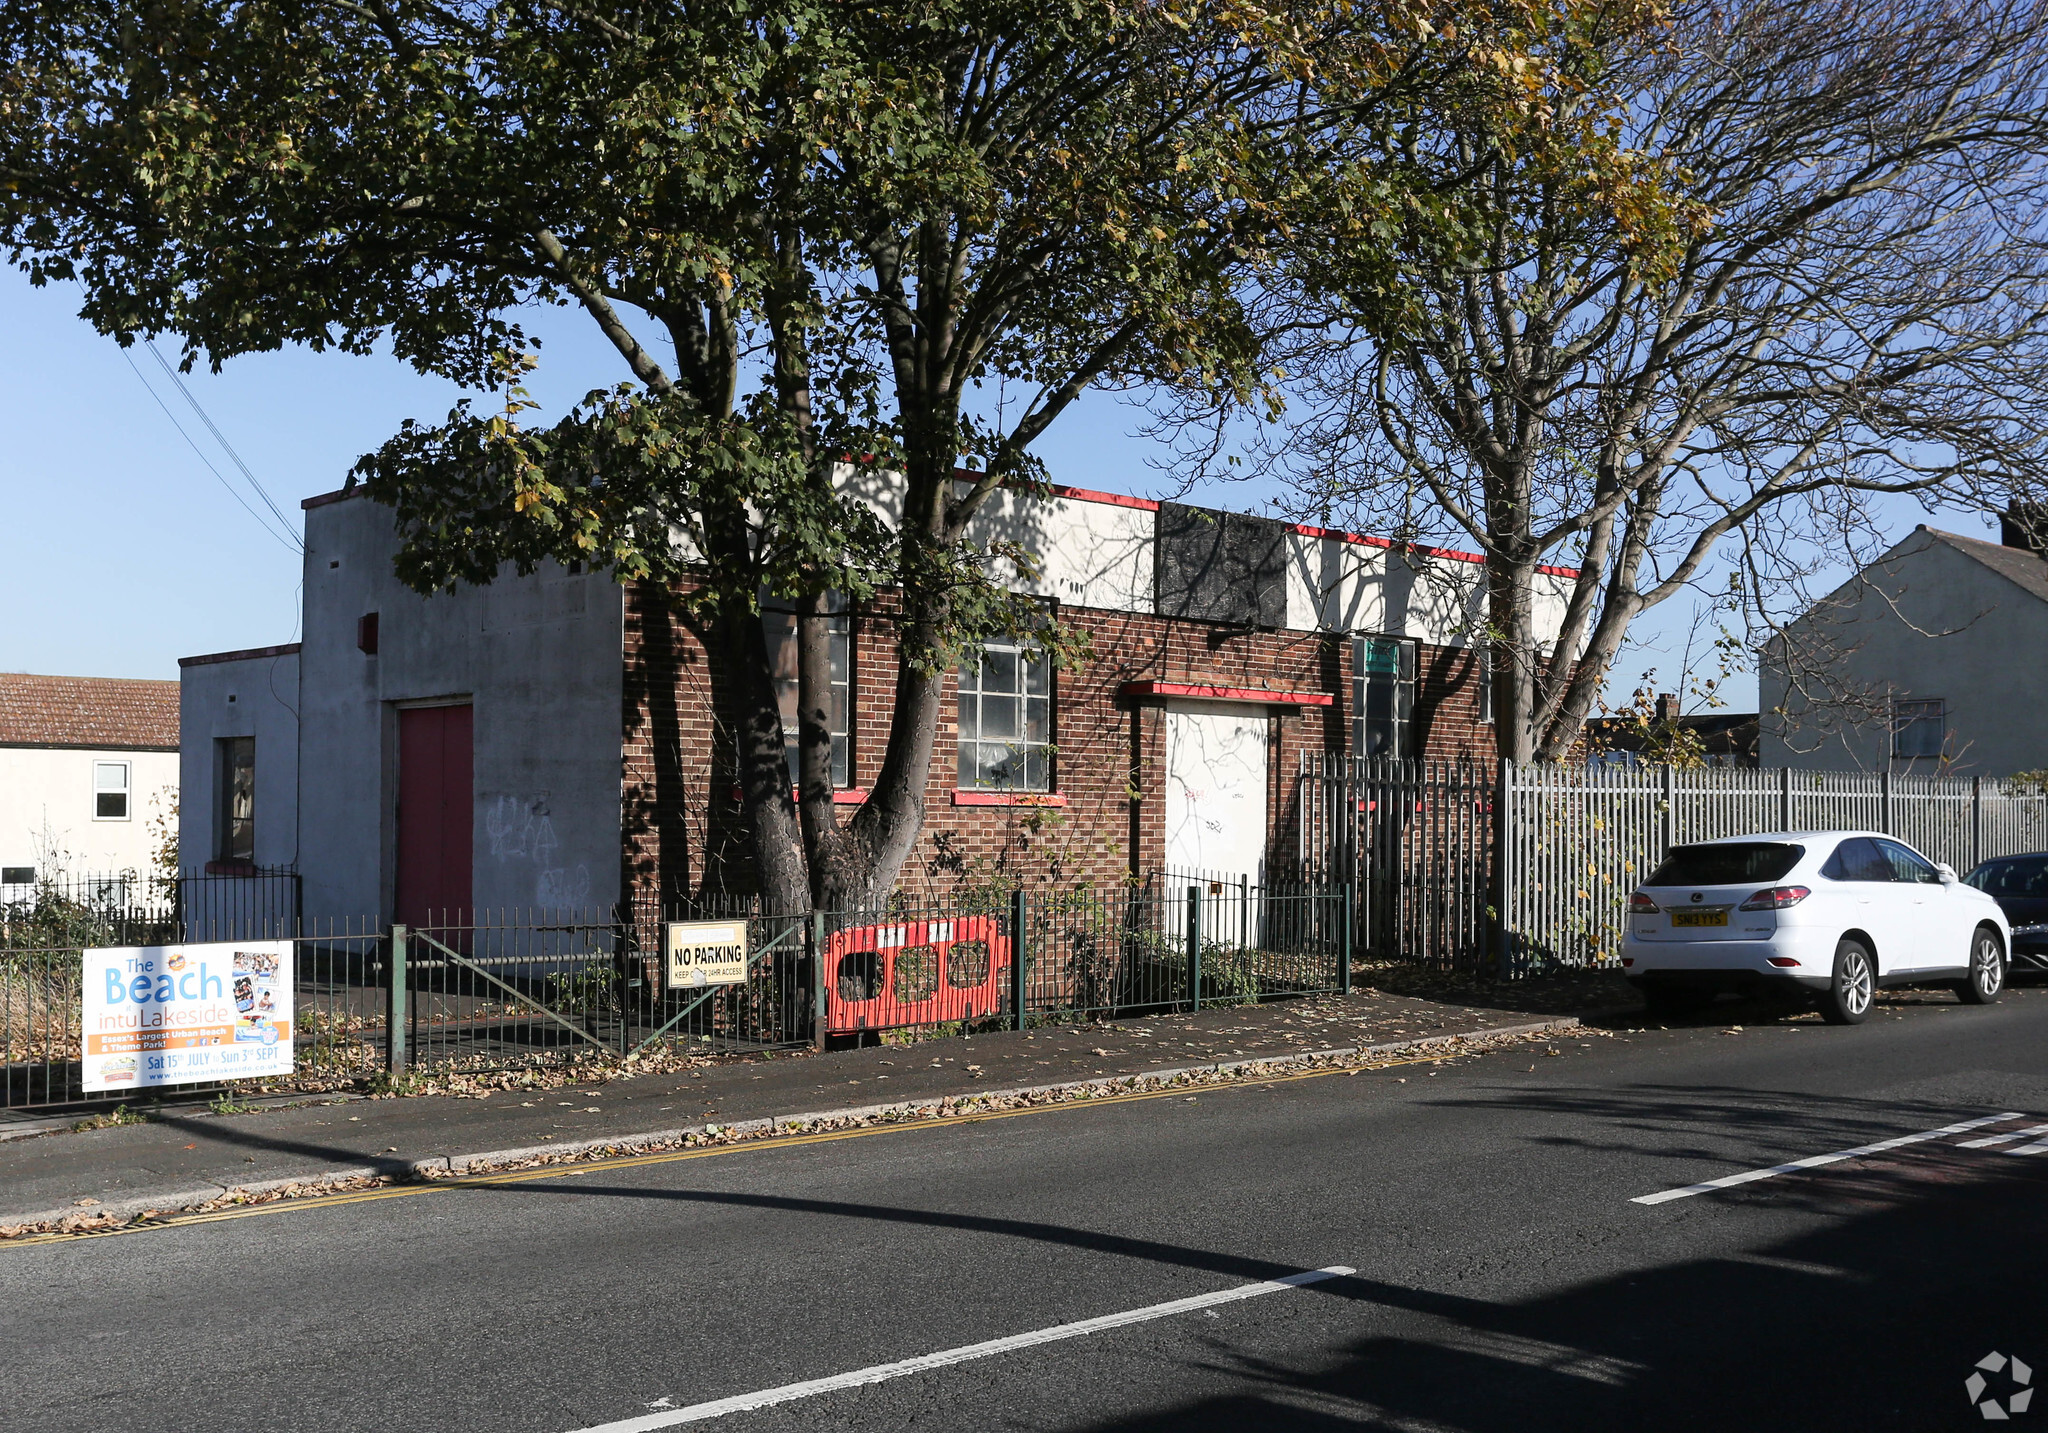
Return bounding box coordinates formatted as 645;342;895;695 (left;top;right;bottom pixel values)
1960;1123;2048;1150
1632;1113;2024;1204
567;1265;1354;1431
2007;1137;2048;1156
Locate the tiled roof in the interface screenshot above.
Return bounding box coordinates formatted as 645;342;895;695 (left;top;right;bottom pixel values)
1922;527;2048;606
0;673;180;750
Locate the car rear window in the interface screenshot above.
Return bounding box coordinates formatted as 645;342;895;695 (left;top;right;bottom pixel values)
1644;842;1804;887
1967;855;2048;896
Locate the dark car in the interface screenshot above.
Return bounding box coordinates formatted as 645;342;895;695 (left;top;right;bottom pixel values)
1965;853;2048;972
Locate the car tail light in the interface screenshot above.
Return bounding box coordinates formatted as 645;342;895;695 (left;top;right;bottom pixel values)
1767;956;1802;968
1739;885;1811;911
1629;892;1660;915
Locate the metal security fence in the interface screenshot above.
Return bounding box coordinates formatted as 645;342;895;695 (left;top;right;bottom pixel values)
819;878;1349;1040
0;870;302;943
1298;758;2048;976
393;903;812;1074
1501;765;2048;970
624;901;813;1056
1294;756;1494;969
1;878;1353;1108
1;914;387;1111
178;869;303;940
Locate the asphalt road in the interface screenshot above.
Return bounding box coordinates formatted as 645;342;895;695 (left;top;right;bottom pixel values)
10;990;2048;1432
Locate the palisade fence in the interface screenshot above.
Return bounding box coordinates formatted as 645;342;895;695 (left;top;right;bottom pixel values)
1;875;1347;1111
1297;755;2048;974
1294;756;1496;972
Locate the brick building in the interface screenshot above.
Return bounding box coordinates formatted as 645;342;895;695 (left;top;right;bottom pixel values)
179;478;1575;922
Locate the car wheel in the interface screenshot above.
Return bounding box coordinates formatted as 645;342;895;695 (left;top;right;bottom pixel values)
1820;938;1875;1025
1958;926;2006;1005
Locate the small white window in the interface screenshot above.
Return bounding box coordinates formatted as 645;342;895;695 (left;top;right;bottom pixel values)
93;761;131;820
762;594;852;787
958;638;1054;791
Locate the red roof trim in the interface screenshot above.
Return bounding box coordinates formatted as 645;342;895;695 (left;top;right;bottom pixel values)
301;487;357;510
179;643;303;669
1118;681;1335;707
1045;483;1161;513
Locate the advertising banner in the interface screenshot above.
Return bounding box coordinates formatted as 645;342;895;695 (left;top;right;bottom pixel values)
664;920;749;990
82;940;295;1092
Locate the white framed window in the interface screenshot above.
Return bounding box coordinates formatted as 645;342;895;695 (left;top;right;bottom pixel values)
1478;644;1494;726
1354;637;1417;759
1892;698;1945;760
92;761;131;821
958;638;1054;791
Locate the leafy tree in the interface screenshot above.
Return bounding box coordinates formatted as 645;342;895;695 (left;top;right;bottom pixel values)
2;0;1665;908
1228;0;2048;762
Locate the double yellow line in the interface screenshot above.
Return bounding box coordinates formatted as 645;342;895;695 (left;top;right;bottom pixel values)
3;1047;1473;1250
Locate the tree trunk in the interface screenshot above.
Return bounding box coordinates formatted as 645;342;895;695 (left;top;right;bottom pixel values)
722;603;810;916
794;591;862;908
1486;556;1540;763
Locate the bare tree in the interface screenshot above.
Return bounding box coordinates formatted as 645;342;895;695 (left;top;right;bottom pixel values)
1247;0;2048;760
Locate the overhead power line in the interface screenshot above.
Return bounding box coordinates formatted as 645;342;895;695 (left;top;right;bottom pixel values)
121;347;302;554
146;341;301;541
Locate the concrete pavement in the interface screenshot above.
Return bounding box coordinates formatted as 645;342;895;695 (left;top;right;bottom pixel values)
0;986;1590;1229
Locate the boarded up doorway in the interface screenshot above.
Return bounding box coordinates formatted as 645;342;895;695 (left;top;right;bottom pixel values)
1164;701;1270;882
396;703;473;927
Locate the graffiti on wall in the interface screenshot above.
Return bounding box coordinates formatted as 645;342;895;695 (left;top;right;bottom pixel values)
484;793;591;907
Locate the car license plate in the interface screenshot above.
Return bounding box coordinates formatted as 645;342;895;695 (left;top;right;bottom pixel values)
1670;910;1727;929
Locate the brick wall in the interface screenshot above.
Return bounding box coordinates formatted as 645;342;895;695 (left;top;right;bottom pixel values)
621;581;1495;906
1412;641;1499;763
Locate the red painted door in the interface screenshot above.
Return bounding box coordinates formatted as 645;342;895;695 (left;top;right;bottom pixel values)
395;704;473;929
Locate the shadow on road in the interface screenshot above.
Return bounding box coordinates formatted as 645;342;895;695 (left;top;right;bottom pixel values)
1056;1144;2048;1431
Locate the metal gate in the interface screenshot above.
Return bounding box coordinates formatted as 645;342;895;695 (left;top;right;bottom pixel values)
395;906;813;1073
1295;755;1493;968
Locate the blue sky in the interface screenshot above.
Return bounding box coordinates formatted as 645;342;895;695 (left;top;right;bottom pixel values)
1;263;1988;708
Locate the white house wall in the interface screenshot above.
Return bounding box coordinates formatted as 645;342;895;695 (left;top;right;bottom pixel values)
1761;529;2048;776
178;650;301;874
0;746;176;884
297;495;625;923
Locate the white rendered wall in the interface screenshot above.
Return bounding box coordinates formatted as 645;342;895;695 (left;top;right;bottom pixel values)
179;650;301;873
962;487;1156;613
0;746;178;882
297;494;626;923
823;467;1579;649
1283;528;1577;651
1761;529;2048;776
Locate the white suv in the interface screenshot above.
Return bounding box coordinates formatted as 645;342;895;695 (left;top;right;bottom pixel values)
1622;831;2010;1024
